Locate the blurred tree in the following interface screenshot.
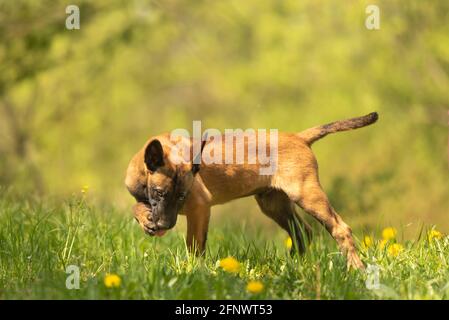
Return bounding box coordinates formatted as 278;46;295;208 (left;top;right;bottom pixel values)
0;0;448;231
0;0;135;192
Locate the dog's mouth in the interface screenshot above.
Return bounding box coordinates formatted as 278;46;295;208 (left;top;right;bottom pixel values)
146;226;169;237
135;202;173;237
148;215;176;237
154;229;167;237
147;221;172;237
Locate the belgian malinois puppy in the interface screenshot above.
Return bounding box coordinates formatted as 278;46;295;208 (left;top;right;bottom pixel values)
125;112;378;269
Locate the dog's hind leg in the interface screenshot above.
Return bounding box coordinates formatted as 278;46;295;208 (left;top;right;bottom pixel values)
291;175;364;270
255;189;312;254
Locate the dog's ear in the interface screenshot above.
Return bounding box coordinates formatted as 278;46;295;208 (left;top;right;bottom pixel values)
144;139;164;172
192;135;207;175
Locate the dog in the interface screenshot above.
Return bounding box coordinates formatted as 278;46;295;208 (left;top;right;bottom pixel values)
125;112;378;269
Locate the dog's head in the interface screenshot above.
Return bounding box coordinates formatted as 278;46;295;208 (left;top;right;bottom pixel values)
126;136;205;236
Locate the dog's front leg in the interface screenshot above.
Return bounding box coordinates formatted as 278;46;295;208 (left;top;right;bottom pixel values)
133;202;155;235
185;205;211;255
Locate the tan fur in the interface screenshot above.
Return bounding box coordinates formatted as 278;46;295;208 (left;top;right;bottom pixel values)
125;112;378;270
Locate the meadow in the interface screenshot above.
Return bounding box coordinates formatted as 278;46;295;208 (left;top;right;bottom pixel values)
1;190;448;300
1;0;448;301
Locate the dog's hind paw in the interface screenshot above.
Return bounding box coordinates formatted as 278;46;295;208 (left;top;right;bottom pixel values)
347;252;365;270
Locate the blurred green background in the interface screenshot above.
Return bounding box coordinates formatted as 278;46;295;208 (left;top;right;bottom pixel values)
1;0;448;236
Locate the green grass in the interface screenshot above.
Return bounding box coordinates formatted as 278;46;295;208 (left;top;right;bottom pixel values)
0;192;448;300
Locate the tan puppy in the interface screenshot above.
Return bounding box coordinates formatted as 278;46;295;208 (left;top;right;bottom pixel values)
125;112;378;269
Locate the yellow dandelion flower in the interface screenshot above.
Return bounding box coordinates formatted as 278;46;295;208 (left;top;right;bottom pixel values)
104;273;121;288
284;237;293;250
428;230;443;242
387;243;404;257
246;280;264;294
219;256;241;273
379;239;388;249
81;185;89;194
382;227;397;241
362;236;373;249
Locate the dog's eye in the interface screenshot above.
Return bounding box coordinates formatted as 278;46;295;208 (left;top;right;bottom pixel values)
153;188;164;198
178;192;187;201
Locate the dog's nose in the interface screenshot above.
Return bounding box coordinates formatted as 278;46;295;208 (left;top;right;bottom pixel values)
156;221;171;230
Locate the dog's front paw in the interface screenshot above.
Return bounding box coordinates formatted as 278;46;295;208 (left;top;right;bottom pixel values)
133;202;156;236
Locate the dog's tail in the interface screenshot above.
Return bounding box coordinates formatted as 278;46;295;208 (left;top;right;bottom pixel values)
298;112;379;145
